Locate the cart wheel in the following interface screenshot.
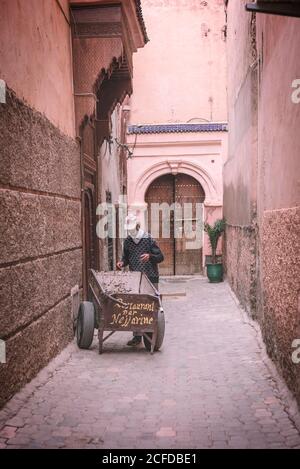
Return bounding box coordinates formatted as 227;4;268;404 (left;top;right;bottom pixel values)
143;309;165;352
76;301;95;349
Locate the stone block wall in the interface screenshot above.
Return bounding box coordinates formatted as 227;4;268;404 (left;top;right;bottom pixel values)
261;207;300;405
224;224;257;316
0;89;82;407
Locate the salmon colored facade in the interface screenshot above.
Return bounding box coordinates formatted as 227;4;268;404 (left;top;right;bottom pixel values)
224;0;300;406
127;0;228;270
0;0;147;407
0;0;75;137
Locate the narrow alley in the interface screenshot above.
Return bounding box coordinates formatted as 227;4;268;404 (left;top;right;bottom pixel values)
1;0;300;456
1;277;299;450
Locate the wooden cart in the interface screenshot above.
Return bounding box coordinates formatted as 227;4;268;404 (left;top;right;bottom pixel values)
76;270;165;354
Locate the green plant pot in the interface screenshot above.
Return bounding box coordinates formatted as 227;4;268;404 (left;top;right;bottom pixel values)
205;255;222;265
206;263;223;283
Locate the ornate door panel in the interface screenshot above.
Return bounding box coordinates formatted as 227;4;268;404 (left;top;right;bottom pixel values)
145;174;175;276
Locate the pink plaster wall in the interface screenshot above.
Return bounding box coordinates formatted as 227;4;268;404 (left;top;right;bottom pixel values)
130;0;227;124
223;0;258;313
127;132;225;206
223;0;258;227
224;0;300;405
0;0;75;137
256;15;300;212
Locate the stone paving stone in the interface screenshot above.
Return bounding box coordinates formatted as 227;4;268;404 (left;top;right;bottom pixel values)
0;437;7;449
5;434;33;446
0;277;299;449
156;427;177;437
285;435;300;447
5;416;25;428
0;426;18;439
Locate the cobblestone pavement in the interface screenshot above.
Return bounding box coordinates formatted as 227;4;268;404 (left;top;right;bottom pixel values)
1;277;300;449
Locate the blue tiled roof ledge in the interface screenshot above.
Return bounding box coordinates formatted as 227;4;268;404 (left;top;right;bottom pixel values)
127;123;228;134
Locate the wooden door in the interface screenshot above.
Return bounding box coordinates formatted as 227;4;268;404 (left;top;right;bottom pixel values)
174;174;205;275
145;173;205;276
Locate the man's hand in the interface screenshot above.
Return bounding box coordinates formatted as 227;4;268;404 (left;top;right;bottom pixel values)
117;261;124;270
140;253;150;263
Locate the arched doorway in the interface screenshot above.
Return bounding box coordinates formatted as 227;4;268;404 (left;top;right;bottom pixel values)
145;173;205;275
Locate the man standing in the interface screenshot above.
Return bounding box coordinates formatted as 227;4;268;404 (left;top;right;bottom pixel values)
117;214;164;346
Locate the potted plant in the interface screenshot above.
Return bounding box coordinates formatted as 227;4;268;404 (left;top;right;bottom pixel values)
204;218;226;283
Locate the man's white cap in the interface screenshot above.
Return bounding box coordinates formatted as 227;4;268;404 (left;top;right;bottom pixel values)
124;213;138;230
